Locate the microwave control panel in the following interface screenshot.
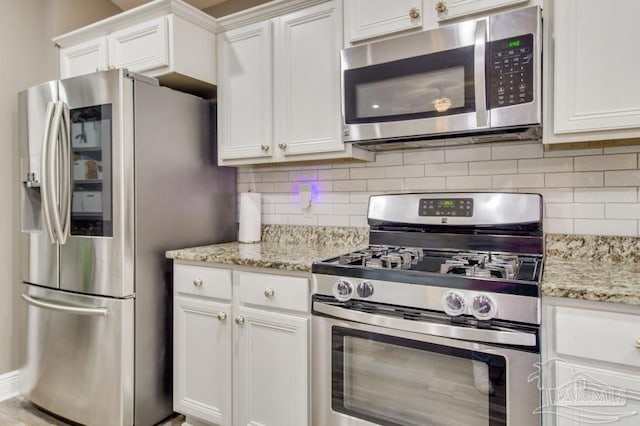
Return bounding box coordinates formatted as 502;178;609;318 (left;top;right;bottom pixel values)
486;34;534;109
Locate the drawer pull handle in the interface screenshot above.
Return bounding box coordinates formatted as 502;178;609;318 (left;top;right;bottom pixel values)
635;339;640;350
217;312;227;321
193;278;203;287
409;7;420;19
264;288;275;298
235;316;245;325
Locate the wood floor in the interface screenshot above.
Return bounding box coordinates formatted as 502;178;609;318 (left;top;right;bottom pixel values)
0;397;185;426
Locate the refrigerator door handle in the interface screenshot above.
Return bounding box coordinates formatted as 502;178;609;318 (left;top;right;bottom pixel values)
22;293;109;316
58;102;71;244
40;102;57;244
48;101;66;244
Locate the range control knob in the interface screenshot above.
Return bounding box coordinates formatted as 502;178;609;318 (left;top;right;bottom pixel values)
442;290;466;316
356;281;374;298
470;294;497;320
333;280;354;301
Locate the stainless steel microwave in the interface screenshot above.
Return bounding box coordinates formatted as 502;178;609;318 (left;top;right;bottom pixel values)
341;6;541;150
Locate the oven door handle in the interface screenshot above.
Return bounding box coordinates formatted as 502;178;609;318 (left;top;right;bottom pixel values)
313;301;536;347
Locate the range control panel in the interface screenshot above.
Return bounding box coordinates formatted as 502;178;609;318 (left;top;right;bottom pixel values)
487;33;534;109
419;198;474;217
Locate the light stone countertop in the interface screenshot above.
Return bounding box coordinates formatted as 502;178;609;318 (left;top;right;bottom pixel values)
166;227;640;306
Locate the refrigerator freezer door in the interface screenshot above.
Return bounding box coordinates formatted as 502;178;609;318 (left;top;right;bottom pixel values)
19;81;60;289
59;70;134;297
21;284;134;426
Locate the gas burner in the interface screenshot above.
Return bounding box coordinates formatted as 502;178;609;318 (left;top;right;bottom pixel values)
338;245;424;269
439;252;520;279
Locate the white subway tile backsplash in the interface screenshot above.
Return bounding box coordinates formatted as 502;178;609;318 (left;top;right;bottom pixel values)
386;165;425;178
492;142;543;160
574;219;637;237
545;172;603;188
493;174;544;188
518;158;573;173
350;167;386;179
575;154;637;171
469;160;517;175
426;162;468;176
318;215;351;226
606;203;640;219
545;203;604;219
371;152;403;166
333;180;367;192
544;218;574;234
403;150;445;164
404;177;447;191
318;169;349;180
237;140;640;237
574;187;637;203
445;146;491;162
446;176;492;189
605;170;640;186
367;178;404;191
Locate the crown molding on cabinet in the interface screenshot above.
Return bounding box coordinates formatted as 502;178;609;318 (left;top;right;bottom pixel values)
216;0;328;31
53;0;221;47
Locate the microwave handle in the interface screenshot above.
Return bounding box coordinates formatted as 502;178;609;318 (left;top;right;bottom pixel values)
474;19;488;128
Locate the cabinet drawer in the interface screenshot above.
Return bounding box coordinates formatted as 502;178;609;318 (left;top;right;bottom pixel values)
555;306;640;367
174;264;231;300
237;271;309;313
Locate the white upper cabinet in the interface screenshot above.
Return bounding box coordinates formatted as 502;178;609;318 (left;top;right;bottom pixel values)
54;0;219;98
217;0;373;165
344;0;423;44
217;21;273;160
544;0;640;144
344;0;539;44
430;0;529;24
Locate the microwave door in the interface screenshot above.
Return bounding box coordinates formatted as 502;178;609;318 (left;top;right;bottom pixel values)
58;70;134;298
19;80;61;289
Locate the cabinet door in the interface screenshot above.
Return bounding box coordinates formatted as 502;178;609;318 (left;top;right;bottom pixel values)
108;16;170;74
273;0;344;157
218;21;273;161
551;0;640;139
235;307;309;426
554;361;640;426
344;0;422;44
432;0;528;22
174;295;232;425
60;37;108;79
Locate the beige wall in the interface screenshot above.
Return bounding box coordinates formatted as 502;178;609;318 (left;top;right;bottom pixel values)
0;0;120;376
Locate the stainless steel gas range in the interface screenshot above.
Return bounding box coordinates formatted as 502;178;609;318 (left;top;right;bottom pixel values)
311;192;544;426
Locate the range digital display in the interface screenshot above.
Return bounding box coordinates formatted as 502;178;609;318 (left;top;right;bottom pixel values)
419;198;473;217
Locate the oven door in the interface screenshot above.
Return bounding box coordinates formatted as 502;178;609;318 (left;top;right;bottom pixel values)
312;301;541;426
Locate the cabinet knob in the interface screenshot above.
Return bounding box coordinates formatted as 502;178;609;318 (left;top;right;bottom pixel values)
217;312;227;321
193;278;203;287
409;7;421;19
260;144;270;152
635;339;640;350
435;1;447;13
278;142;287;150
264;288;275;298
235;316;245;325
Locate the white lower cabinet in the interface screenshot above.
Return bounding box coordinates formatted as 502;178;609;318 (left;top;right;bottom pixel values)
542;298;640;426
173;262;310;426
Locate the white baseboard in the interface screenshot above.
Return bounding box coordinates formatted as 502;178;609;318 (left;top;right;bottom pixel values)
0;370;20;402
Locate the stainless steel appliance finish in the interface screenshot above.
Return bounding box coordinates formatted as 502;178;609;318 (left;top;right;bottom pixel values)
341;6;541;150
19;69;237;426
311;192;544;426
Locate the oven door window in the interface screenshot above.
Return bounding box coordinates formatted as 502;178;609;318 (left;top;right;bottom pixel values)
344;47;475;124
332;327;506;426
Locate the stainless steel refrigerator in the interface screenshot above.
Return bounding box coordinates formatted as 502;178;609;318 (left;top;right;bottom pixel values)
18;69;237;426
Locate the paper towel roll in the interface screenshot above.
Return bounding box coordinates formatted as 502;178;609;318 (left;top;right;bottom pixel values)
239;192;261;243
